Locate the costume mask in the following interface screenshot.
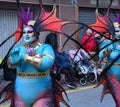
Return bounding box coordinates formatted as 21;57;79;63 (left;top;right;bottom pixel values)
23;25;36;44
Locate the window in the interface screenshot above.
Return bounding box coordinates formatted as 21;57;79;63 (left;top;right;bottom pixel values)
91;0;119;6
71;0;77;6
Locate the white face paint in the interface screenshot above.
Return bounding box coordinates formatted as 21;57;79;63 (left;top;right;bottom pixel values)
23;25;37;44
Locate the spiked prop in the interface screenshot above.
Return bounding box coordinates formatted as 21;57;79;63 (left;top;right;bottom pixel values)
89;0;115;38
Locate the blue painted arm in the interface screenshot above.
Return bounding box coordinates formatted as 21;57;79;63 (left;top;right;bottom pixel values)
39;44;55;71
9;46;25;65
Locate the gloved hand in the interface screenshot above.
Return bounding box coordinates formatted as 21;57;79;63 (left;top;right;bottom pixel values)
9;47;25;64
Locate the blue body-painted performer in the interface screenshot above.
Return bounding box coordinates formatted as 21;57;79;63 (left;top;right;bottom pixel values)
0;0;69;107
9;22;55;107
87;0;120;106
98;17;120;107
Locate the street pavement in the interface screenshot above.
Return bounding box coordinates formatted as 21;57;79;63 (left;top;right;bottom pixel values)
60;85;115;107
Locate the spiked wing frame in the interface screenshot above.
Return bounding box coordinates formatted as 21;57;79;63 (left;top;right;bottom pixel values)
89;0;115;39
96;74;120;107
34;4;69;36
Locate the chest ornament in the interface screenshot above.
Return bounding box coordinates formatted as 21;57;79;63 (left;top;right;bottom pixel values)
24;42;41;56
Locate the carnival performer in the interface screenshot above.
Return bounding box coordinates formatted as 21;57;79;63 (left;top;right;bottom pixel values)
0;0;70;107
9;21;55;107
86;0;120;106
98;17;120;107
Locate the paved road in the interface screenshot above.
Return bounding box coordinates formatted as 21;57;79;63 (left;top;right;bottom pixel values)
60;85;115;107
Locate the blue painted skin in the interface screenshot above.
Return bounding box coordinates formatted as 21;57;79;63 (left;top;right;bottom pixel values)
99;38;120;82
9;25;55;106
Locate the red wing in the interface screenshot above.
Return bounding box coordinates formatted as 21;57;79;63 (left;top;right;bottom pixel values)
96;76;111;102
89;0;115;38
53;80;70;107
0;19;23;47
34;5;69;34
89;10;113;38
97;74;120;107
108;75;120;107
0;82;15;107
89;14;109;33
14;19;23;43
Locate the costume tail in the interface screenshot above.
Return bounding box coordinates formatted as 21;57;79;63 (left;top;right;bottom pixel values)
52;79;70;107
96;74;120;107
0;81;15;107
107;75;120;107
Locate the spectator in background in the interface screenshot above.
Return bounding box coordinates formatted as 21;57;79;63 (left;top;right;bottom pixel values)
45;32;58;51
94;33;102;50
45;33;77;89
81;28;97;55
45;32;60;80
69;48;90;68
55;47;77;89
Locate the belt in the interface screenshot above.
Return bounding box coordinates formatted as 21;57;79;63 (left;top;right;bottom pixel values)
113;63;120;66
17;71;50;78
107;62;120;66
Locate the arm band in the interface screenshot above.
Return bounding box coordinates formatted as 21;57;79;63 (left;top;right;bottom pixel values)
24;54;42;68
42;54;54;61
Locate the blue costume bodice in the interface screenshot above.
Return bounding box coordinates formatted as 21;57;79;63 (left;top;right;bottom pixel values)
99;40;120;81
9;43;55;105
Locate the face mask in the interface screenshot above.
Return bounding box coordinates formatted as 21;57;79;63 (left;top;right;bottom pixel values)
23;26;37;44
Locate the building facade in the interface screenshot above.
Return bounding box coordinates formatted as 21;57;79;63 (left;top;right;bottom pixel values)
0;0;120;58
